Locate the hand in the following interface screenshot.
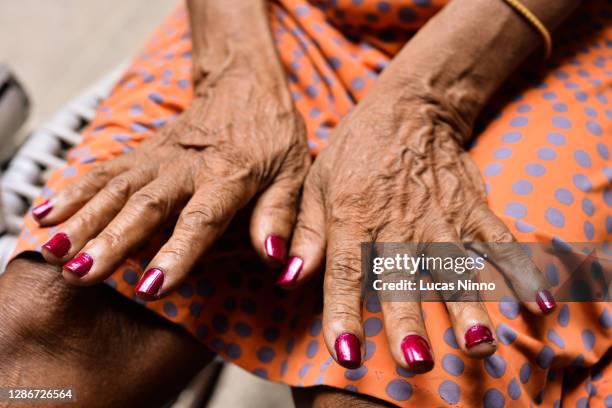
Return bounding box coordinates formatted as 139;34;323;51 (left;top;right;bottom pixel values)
283;88;554;372
35;70;310;299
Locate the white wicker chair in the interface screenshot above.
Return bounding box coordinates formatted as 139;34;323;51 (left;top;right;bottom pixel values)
0;66;125;273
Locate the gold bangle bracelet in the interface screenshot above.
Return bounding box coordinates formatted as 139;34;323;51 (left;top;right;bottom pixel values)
502;0;553;58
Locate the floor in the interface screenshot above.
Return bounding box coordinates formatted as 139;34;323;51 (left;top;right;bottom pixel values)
0;1;292;407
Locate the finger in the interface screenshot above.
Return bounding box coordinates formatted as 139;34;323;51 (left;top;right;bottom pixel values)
465;205;555;315
136;180;251;300
323;221;366;369
277;169;326;288
424;221;497;358
250;154;309;266
33;157;131;226
60;174;188;285
41;167;156;264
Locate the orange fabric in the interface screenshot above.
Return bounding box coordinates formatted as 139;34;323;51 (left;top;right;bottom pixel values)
13;1;611;406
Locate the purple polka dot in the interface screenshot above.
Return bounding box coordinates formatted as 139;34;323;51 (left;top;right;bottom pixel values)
148;92;164;104
538;148;557;160
441;354;464;376
586;120;602;136
555;188;574;205
545;208;565;228
377;1;391;12
309;319;322;336
574;150;592;168
547;329;565;348
163;301;177;317
396;366;416;378
582;198;595;216
196;324;208;340
504;202;527;219
605;188;612;206
546;264;560;286
364;317;382;336
573;174;593;192
520;363;532;384
576;397;588;408
582;330;595;351
305;85;318;97
515;220;535;233
365;340;376;361
351;77;365;90
196;278;215;297
499;296;521;319
543;92;556;100
253;368;268;379
444;328;459;349
508;378;521;400
485;163;503;177
597;143;609;160
345;366;368;381
264;326;280;342
536;346;555;368
439;380;460;404
494;147;513;160
189;302;201;317
344;384;358;392
122;269;138;285
226;343;241;359
502;132;522;143
510;116;528;128
512;180;533;195
584;221;595;240
212;314;229;333
552;103;567;112
525;163;546;177
306;340;319;358
552;116;572;129
398;7;417;23
257;346;275;363
496;323;517;345
547;132;567;145
386;379;413;401
366;293;381;312
484;355;506;378
599;309;612;329
177;283;193;298
483;388;505;408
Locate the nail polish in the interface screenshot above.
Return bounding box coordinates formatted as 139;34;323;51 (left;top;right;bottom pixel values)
536;289;556;314
264;235;286;263
401;334;434;373
465;324;495;349
277;256;303;287
32;200;53;220
42;232;71;258
334;332;361;369
64;253;93;277
136;268;165;299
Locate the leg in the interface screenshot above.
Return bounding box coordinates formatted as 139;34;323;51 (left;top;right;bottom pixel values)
0;255;213;407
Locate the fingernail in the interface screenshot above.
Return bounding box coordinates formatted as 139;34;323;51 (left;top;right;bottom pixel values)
465;324;495;349
42;232;71;258
536;289;556;314
334;332;361;369
264;235;286;263
63;253;93;277
32;200;53;220
277;256;303;287
136;268;165;299
401;334;434;373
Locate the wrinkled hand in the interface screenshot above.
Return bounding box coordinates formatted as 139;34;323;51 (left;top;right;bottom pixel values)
284;90;553;371
36;72;310;298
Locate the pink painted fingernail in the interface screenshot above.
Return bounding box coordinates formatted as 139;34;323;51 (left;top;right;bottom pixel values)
536;289;556;314
136;268;165;300
63;253;93;277
465;324;495;349
334;332;361;369
42;232;71;258
401;335;434;373
277;256;303;287
32;200;53;220
264;235;286;263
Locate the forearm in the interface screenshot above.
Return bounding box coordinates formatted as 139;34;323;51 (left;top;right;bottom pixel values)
370;0;580;139
187;0;288;95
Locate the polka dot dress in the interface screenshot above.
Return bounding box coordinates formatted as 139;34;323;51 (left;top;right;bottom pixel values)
13;0;611;406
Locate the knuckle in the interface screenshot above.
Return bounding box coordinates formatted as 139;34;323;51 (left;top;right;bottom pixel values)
104;176;133;201
394;312;424;330
96;229;123;250
181;204;224;231
131;191;167;216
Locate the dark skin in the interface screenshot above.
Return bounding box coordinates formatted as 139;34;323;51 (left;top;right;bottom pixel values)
2;0;580;406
